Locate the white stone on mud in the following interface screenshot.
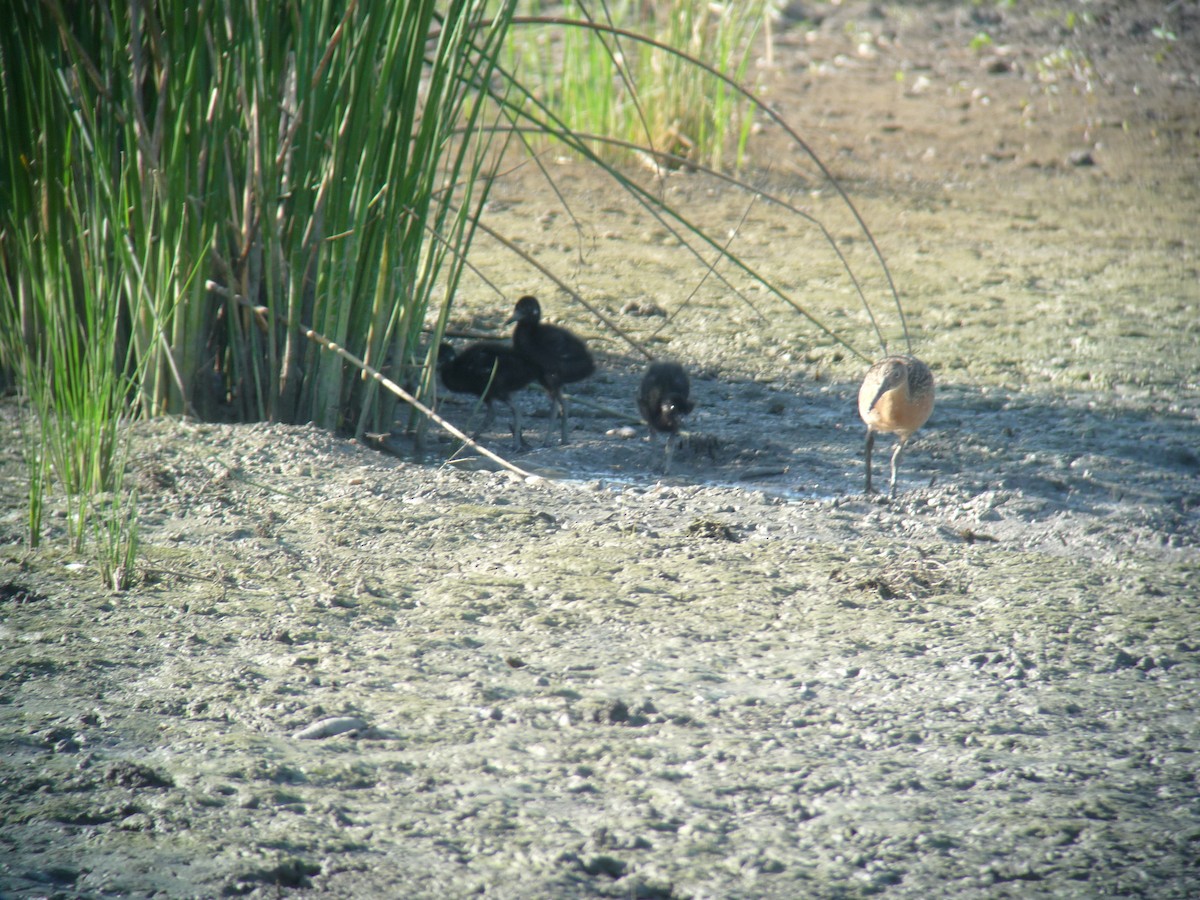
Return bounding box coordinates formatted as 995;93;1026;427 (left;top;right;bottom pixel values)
292;716;369;740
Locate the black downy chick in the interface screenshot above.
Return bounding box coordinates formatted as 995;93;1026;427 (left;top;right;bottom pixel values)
637;361;694;474
438;341;539;451
506;295;596;444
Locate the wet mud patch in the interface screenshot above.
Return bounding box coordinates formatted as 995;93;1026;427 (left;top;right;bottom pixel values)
3;403;1197;896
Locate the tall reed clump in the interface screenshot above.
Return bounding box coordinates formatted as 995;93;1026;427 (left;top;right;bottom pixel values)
0;197;141;588
0;1;517;584
0;6;143;588
507;0;767;170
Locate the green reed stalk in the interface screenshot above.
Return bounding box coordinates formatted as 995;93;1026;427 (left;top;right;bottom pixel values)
507;0;766;170
0;79;139;584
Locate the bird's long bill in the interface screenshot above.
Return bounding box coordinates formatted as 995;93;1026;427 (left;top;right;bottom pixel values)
867;382;890;414
867;369;905;413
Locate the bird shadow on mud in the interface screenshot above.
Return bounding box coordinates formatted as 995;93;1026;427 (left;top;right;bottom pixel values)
425;352;1200;552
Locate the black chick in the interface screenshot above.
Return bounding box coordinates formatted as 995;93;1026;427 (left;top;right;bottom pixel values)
506;295;596;444
637;361;694;474
438;341;539;451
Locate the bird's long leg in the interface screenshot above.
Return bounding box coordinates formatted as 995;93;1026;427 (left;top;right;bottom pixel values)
506;399;529;452
540;389;558;446
544;389;570;445
864;428;876;494
663;433;675;476
889;438;908;498
559;391;572;444
479;401;496;438
465;405;487;443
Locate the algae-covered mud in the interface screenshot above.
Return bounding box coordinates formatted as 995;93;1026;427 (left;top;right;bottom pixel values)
3;2;1199;897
